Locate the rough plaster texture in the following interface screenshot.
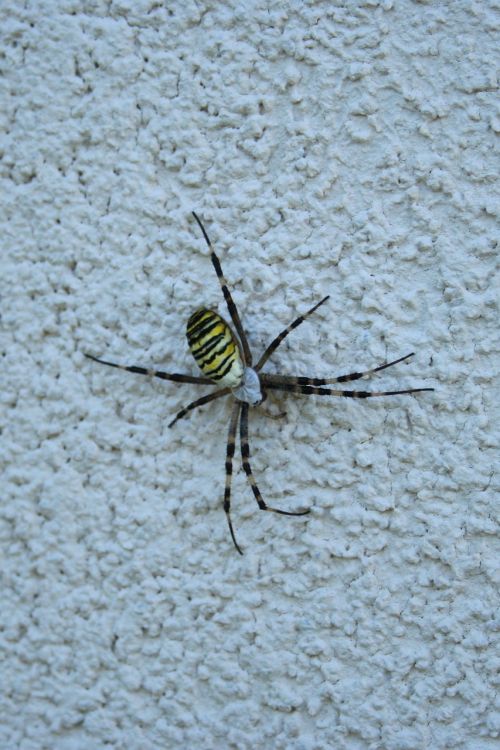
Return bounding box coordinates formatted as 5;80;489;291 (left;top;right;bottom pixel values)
1;1;498;749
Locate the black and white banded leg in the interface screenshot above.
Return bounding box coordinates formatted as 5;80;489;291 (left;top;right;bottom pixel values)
192;211;253;366
261;353;423;389
263;383;434;399
168;388;231;428
255;295;330;371
239;402;310;518
224;401;243;555
84;353;211;385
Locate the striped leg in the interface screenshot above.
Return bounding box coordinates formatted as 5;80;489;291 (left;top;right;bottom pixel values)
224;401;243;555
239;402;310;516
255;296;330;372
192;212;253;366
262;383;434;398
168;388;231;428
329;352;417;383
260;353;422;388
84;354;212;385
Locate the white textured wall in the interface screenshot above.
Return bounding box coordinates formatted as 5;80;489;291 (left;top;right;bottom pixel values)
1;1;498;749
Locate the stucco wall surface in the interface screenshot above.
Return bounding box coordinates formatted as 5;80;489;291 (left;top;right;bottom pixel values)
1;1;498;749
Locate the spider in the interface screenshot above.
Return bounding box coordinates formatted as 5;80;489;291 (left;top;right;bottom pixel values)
85;211;434;555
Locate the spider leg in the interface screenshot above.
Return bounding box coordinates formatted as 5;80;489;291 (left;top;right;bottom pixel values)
260;353;422;387
168;388;231;428
239;402;310;517
255;296;330;372
224;401;243;555
84;354;212;385
192;212;253;366
330;352;417;383
263;382;434;398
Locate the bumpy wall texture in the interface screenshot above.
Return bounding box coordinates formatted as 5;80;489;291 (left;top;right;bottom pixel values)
1;1;498;749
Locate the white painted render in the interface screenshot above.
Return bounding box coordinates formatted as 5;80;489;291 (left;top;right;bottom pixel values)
1;1;498;748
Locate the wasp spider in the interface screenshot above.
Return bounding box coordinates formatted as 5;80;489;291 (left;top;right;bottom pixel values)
86;212;434;555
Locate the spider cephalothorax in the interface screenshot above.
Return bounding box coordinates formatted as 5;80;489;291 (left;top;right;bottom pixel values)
86;212;434;554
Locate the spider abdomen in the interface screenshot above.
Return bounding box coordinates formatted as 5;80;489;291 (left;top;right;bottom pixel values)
186;308;244;387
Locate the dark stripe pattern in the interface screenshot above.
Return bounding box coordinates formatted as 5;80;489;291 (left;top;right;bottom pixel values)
186;309;244;387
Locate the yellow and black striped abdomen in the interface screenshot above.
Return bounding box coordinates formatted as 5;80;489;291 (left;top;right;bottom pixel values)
186;309;244;388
